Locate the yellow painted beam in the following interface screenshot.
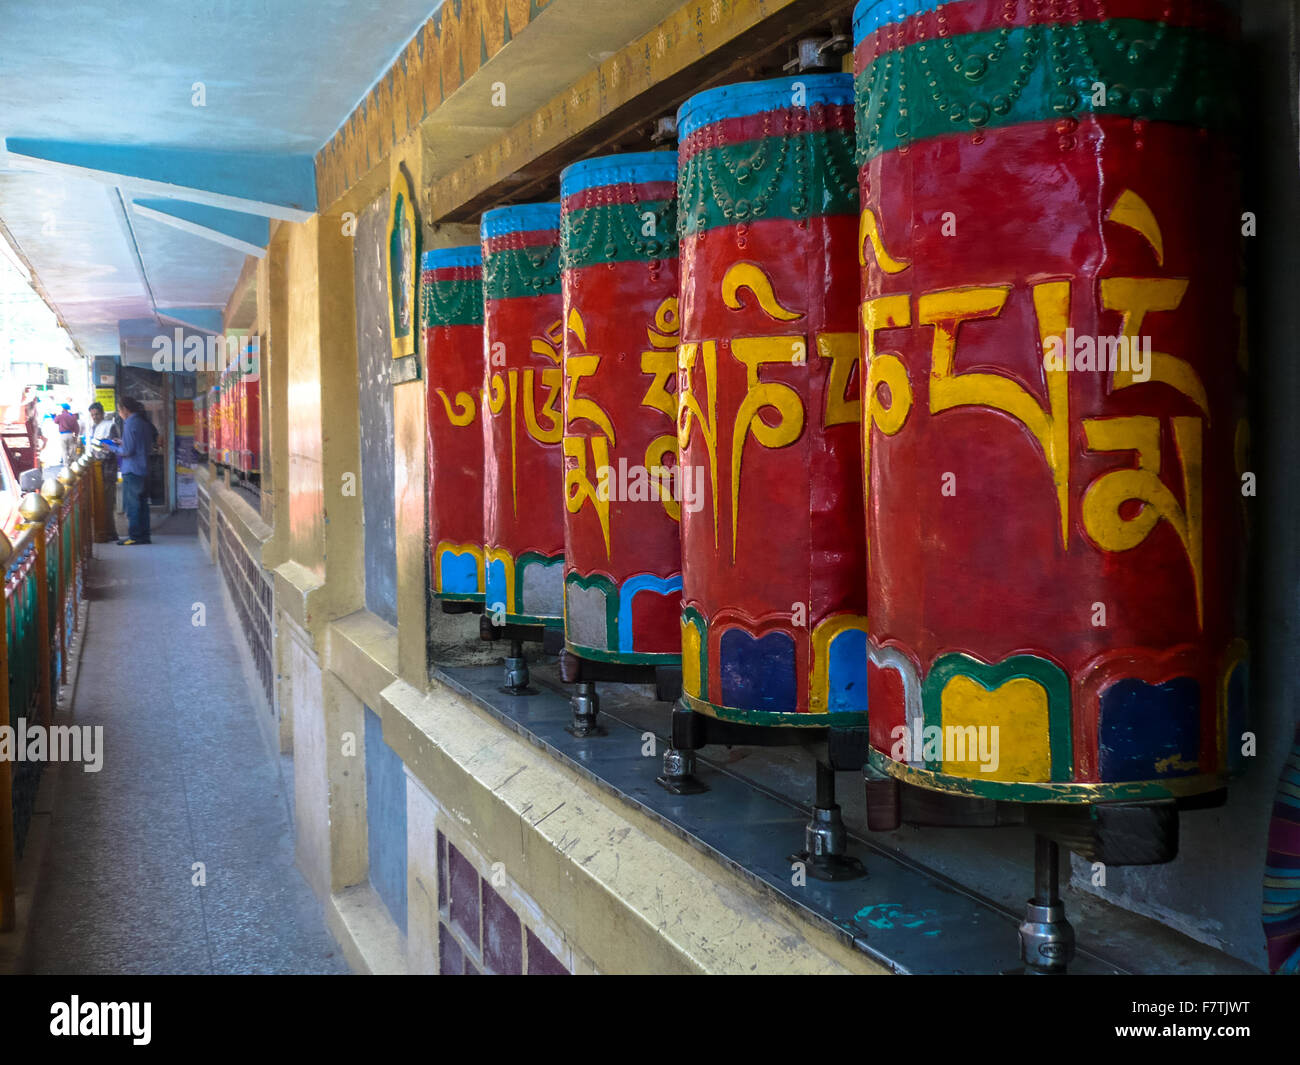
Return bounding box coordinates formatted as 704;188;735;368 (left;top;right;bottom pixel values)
424;0;851;221
316;0;559;209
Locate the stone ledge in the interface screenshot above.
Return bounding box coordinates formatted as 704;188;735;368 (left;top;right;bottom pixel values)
326;883;406;976
326;611;399;714
207;475;271;548
376;674;884;975
273;560;326;643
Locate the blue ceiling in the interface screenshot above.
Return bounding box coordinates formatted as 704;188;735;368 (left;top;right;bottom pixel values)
0;0;444;359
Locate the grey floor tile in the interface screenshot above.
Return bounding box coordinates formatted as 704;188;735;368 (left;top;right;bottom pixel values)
25;512;348;975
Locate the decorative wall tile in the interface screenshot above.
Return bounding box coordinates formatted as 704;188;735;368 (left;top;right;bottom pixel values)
526;928;567;975
482;883;523;975
447;843;481;950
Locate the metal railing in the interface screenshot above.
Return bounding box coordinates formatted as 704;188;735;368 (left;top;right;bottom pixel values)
0;453;97;930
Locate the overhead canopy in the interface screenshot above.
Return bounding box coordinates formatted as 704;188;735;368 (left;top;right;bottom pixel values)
0;0;446;360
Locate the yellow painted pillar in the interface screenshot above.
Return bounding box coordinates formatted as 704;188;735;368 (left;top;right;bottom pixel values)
391;135;431;690
260;233;290;566
316;214;366;622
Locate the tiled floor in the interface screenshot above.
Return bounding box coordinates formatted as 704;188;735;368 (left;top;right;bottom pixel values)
25;511;348;975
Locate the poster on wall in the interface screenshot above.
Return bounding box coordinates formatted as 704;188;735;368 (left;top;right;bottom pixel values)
93;387;116;414
175;398;197;509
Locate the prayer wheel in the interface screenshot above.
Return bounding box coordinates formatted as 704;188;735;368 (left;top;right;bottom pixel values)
422;246;486;605
480;204;566;629
559;151;683;666
676;74;869;729
855;0;1247;801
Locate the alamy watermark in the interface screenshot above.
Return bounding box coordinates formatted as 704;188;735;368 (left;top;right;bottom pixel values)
594;458;705;514
0;718;103;772
50;997;150;1045
1042;329;1151;381
890;722;1001;774
151;329;258;373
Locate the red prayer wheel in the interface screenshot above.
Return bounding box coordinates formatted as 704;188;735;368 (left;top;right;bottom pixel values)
422;246;486;604
855;0;1247;801
559;152;683;665
676;74;870;729
481;205;566;629
238;361;260;476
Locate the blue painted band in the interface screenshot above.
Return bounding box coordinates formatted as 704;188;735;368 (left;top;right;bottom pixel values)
677;74;854;141
560;152;678;198
4;138;317;214
852;0;950;39
481;203;561;238
421;245;482;269
617;574;683;654
133;198;270;250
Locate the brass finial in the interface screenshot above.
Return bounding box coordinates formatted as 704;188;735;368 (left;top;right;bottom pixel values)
40;476;65;503
19;492;51;524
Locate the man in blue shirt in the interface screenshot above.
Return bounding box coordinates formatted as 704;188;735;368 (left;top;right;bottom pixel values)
109;396;156;545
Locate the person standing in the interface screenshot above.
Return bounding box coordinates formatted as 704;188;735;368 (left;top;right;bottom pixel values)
53;402;80;466
38;411;62;471
88;401;119;447
112;396;156;545
87;401;121;534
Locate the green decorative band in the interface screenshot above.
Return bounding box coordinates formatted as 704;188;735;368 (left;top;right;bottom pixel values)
563;642;682;667
504;611;564;629
434;590;486;604
680;689;868;730
677;129;858;237
483;246;562;300
561;200;678;270
867;748;1227;805
421;275;484;328
856;20;1238;162
564;571;682;664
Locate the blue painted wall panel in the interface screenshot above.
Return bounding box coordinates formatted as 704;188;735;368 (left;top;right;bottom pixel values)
354;193;398;626
364;705;407;933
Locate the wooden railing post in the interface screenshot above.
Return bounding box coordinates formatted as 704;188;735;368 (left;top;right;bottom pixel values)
89;455;99;541
74;456;86;560
42;478;68;689
0;529;15;932
57;465;81;634
81;457;93;560
88;452;106;543
22;490;53;730
71;457;86;563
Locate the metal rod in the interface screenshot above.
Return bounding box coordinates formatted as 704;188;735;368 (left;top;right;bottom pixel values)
815;759;835;809
1034;835;1059;904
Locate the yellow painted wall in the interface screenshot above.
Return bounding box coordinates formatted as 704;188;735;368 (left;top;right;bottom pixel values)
285;218;325;580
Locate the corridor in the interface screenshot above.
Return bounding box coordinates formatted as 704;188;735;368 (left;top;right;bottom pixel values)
0;0;1295;992
24;512;346;974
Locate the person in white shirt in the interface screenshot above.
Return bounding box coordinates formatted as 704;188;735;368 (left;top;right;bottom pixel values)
88;401;121;522
88;402;118;446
